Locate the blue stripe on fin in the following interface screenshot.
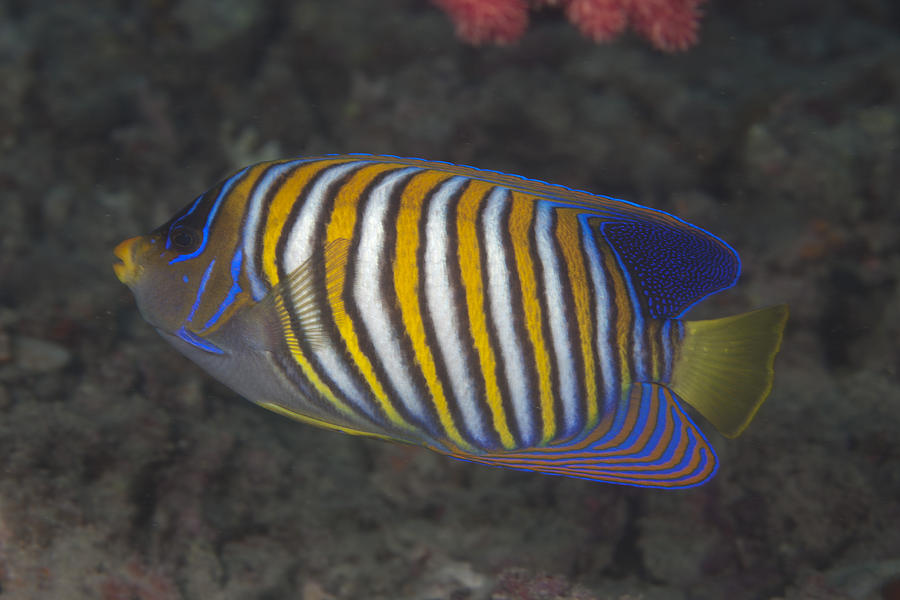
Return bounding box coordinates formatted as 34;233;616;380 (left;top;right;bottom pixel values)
440;383;718;489
176;326;225;355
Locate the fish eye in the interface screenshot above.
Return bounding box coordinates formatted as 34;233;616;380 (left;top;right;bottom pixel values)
169;226;200;252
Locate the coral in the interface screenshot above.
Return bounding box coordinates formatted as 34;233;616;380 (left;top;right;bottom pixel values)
431;0;529;44
432;0;707;51
564;0;630;43
627;0;705;51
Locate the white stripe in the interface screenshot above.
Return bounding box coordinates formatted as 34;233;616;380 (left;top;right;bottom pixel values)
352;167;426;422
483;188;534;446
535;204;580;436
661;319;673;381
282;161;374;417
282;162;360;272
242;160;307;301
423;177;488;444
601;231;646;381
580;216;617;416
624;273;647;381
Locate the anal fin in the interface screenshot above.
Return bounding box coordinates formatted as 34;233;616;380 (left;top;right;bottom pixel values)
442;383;718;489
259;401;401;443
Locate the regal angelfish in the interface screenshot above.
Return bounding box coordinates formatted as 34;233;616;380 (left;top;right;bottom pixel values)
114;154;788;488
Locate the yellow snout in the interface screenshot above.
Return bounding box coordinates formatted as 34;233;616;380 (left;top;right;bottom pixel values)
113;236;142;285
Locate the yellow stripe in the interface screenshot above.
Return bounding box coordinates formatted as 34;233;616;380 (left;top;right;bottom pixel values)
324;162;415;430
393;170;471;449
270;291;357;418
457;182;515;449
259;402;397;441
555;210;599;427
261;159;349;287
509;193;555;443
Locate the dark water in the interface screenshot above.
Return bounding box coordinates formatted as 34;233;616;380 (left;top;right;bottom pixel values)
0;1;898;598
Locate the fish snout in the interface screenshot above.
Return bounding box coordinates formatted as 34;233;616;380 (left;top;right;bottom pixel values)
113;236;142;285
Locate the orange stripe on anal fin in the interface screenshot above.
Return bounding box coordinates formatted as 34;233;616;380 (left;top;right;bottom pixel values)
595;384;661;458
438;388;716;488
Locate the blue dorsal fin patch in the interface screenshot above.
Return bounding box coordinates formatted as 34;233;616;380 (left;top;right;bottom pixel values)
597;218;741;318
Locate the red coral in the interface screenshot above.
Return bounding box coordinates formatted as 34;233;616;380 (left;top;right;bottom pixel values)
432;0;530;45
565;0;629;43
432;0;707;52
628;0;705;52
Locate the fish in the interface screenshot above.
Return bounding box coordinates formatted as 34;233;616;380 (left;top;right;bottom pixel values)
114;154;788;488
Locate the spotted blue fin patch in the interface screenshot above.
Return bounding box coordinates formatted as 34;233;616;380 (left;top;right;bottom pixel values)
599;219;740;318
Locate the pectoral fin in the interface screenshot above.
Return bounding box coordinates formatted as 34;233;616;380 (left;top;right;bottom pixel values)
247;238;352;350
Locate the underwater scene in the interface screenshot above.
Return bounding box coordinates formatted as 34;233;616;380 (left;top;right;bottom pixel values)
0;0;898;598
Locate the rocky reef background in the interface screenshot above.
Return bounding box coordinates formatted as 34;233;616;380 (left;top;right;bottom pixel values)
0;1;898;598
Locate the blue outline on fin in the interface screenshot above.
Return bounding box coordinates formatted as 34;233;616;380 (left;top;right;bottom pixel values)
176;326;224;355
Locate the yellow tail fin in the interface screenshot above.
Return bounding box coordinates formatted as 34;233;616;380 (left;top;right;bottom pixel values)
669;305;789;438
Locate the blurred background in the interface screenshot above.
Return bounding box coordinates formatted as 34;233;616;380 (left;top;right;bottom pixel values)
0;1;898;598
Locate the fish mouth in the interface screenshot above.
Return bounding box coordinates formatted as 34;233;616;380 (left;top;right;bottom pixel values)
113;236;142;285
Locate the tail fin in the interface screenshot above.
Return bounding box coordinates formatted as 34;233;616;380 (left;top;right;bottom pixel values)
669;305;789;438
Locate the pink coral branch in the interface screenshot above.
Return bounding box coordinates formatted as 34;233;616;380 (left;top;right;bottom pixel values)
629;0;705;52
565;0;629;43
432;0;530;45
431;0;708;52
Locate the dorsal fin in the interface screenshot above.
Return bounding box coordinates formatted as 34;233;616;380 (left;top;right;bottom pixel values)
595;218;740;318
301;154;712;226
291;154;740;318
